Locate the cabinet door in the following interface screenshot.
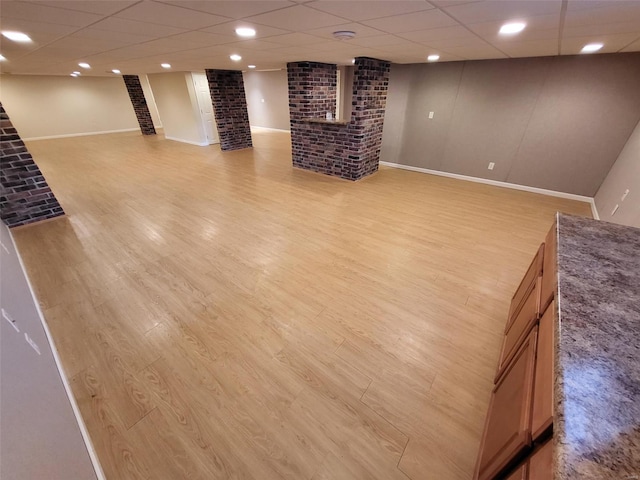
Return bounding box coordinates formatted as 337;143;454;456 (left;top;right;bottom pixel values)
507;244;544;327
531;301;555;440
475;328;538;480
540;223;557;313
496;281;540;382
528;439;553;480
505;464;527;480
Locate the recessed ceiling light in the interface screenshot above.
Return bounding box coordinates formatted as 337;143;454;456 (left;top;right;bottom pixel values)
248;65;256;69
73;71;81;75
351;58;356;64
499;22;526;35
230;54;242;61
70;73;79;77
581;43;603;53
235;27;256;38
78;62;91;69
427;54;440;62
161;63;171;68
2;31;32;43
0;54;6;61
112;69;121;74
333;30;356;40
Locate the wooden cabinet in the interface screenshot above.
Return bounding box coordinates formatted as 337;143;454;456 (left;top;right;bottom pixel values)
531;301;555;441
540;224;557;313
475;328;538;480
475;221;558;480
496;281;540;381
505;464;527;480
528;439;553;479
507;245;544;325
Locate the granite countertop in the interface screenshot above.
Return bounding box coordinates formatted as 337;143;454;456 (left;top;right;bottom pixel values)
555;213;640;479
302;117;349;125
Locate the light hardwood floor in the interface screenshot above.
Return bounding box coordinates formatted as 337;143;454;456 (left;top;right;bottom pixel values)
14;129;591;480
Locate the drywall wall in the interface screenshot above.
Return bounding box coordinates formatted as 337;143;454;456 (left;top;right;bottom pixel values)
243;69;290;130
0;223;98;479
594;118;640;227
338;65;354;122
0;74;139;139
147;72;206;146
382;53;640;196
138;74;162;129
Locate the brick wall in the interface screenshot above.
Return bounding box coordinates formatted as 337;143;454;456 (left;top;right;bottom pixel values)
122;75;156;135
0;103;64;228
287;57;390;181
205;69;253;151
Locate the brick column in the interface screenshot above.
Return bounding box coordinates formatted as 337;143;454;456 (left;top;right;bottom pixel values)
122;75;156;135
205;69;253;151
0;103;64;227
349;57;391;178
287;57;390;181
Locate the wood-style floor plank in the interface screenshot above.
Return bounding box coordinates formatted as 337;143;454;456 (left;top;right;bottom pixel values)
13;129;592;479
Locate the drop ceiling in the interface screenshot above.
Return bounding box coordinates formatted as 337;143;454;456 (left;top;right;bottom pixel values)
1;0;639;76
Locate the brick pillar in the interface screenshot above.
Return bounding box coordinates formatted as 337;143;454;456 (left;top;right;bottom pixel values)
205;69;253;151
122;75;156;135
349;57;391;178
287;57;390;181
0;103;64;227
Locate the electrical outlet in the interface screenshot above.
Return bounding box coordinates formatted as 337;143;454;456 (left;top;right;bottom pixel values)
621;189;630;202
488;162;495;170
428;111;434;119
611;204;619;216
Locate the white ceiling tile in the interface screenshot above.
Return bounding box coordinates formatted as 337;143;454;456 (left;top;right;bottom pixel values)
72;27;154;44
0;17;80;42
91;17;188;37
305;22;385;40
159;1;293;19
200;21;291;38
564;3;640;26
560;32;640;54
115;1;231;29
1;1;104;26
222;39;286;51
397;25;477;43
495;38;558;58
439;43;508;59
348;34;409;47
621;37;640;52
26;1;139;15
262;32;328;46
362;9;459;33
442;0;562;24
430;0;482;6
242;5;347;30
563;21;640;38
466;15;560;42
306;1;434;21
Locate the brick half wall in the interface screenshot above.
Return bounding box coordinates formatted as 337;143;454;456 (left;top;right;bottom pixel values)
122;75;156;136
287;58;390;181
1;103;65;227
205;69;253;151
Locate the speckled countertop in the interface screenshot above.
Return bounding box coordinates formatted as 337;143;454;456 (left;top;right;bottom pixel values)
555;213;640;479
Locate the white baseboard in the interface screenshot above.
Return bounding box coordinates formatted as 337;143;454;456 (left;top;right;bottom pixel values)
251;126;291;133
164;136;209;147
23;128;140;141
8;229;106;480
590;200;600;220
380;161;595;206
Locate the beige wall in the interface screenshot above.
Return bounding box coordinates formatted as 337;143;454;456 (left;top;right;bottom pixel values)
1;223;98;479
148;72;206;146
243;69;290;130
382;53;640;196
595;119;640;227
0;74;139;139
